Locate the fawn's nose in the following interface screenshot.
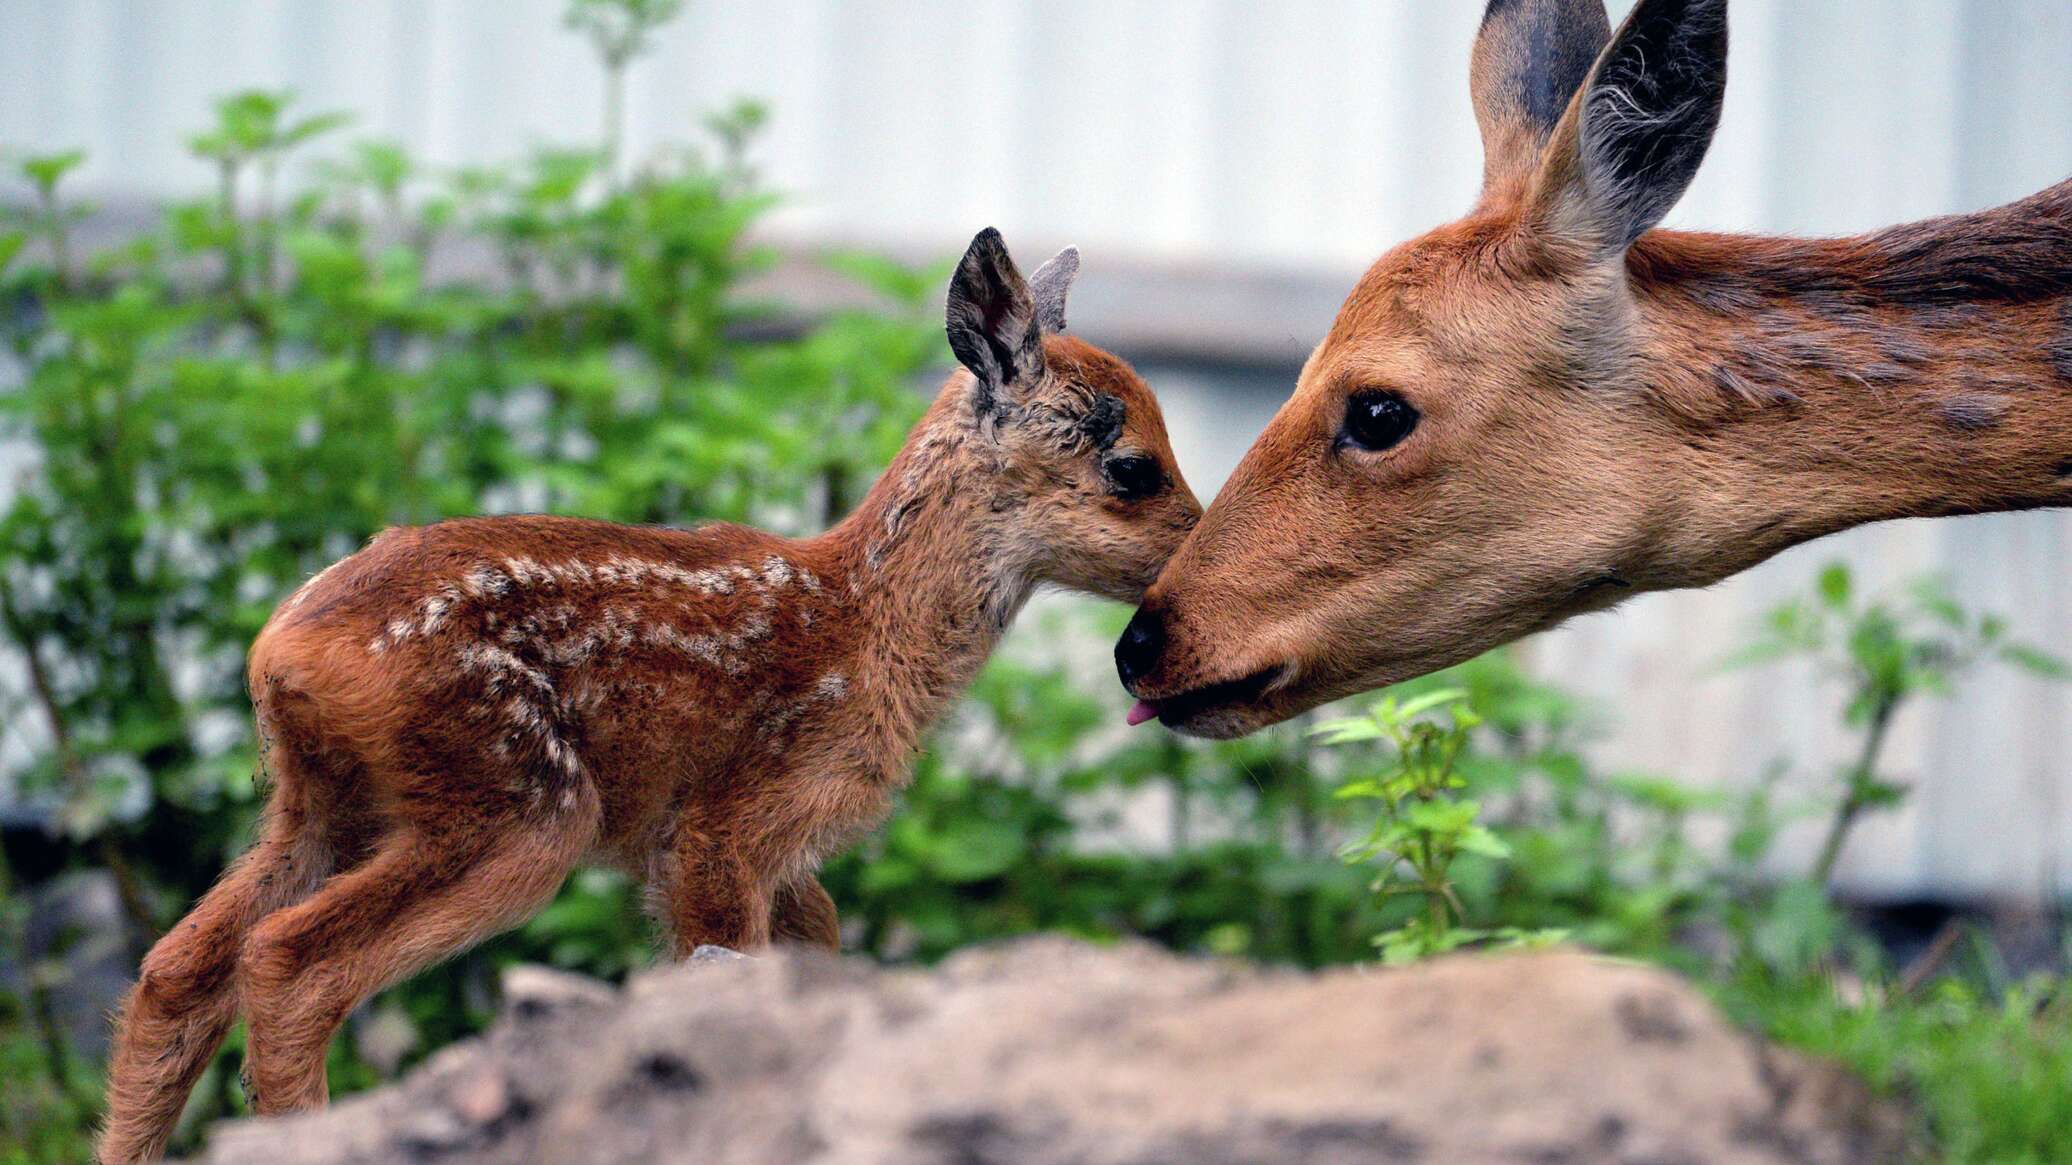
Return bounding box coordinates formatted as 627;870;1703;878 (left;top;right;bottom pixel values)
1115;608;1166;687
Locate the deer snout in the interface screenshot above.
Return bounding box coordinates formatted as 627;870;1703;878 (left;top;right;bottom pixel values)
1114;607;1166;689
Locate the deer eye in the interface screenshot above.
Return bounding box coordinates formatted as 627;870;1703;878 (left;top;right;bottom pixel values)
1103;455;1165;501
1339;390;1420;453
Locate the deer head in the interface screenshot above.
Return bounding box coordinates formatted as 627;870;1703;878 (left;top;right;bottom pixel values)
940;229;1201;606
1119;0;2072;736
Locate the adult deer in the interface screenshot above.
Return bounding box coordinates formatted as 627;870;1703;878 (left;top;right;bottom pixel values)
1118;0;2072;738
98;230;1200;1163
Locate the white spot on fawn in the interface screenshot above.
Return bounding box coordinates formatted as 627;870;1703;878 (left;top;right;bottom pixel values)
463;565;511;598
459;642;554;695
371;553;803;688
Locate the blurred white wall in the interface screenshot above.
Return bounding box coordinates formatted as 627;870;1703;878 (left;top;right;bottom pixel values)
3;0;2070;900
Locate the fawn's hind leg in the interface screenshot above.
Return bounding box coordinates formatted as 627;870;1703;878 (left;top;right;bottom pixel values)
97;808;329;1164
238;793;596;1114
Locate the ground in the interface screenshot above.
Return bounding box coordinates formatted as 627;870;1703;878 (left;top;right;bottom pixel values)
190;940;1913;1165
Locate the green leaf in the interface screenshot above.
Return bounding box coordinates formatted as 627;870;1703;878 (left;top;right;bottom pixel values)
1394;687;1469;722
1750;879;1845;974
1455;825;1512;859
1404;799;1480;835
280;110;354;150
2002;643;2072;681
1312;718;1384;745
1817;562;1853;609
21;149;86;193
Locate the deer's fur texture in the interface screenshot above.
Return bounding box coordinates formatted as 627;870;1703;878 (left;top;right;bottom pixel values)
97;231;1199;1163
1123;0;2072;737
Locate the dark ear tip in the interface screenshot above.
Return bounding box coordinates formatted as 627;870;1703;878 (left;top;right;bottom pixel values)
963;226;1008;261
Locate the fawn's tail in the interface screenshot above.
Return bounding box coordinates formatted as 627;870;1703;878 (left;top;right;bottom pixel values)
96;760;331;1164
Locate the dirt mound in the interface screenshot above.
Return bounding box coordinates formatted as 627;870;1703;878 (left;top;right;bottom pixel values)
192;939;1910;1165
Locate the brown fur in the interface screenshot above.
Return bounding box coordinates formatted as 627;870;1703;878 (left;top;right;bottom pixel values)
97;241;1199;1161
1124;0;2072;738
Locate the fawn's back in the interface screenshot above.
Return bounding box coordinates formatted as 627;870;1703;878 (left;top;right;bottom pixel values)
250;514;863;859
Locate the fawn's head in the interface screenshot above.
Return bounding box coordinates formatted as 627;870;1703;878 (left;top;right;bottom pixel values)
1120;0;1735;736
939;229;1201;603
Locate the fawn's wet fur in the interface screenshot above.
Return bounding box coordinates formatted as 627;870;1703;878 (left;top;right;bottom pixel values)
97;230;1200;1163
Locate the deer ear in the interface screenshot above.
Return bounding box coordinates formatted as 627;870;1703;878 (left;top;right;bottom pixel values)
1028;246;1080;333
946;227;1046;417
1530;0;1728;253
1470;0;1611;202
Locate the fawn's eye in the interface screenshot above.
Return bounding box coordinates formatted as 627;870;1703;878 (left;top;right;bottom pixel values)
1103;455;1165;501
1339;390;1420;453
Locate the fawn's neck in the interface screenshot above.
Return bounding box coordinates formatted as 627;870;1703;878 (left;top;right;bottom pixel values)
811;391;1037;758
1630;183;2072;583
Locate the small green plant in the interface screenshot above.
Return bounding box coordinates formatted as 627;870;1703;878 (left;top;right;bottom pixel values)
1728;563;2070;883
1319;689;1561;963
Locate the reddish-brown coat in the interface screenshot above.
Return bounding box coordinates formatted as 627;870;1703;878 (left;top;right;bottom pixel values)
1126;0;2072;737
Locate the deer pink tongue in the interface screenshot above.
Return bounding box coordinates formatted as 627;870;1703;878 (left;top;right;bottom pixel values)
1126;701;1159;727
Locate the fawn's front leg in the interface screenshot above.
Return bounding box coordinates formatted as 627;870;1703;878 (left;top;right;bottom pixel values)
658;824;772;955
660;765;880;956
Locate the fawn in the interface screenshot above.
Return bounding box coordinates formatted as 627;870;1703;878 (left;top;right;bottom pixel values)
98;229;1201;1163
1120;0;2072;737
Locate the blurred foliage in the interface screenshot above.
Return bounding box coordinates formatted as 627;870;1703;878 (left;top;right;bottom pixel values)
2;3;2069;1164
1725;562;2070;883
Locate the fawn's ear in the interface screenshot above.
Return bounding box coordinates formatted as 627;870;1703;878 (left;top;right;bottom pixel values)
1470;0;1611;202
1028;246;1080;333
947;227;1046;418
1529;0;1728;254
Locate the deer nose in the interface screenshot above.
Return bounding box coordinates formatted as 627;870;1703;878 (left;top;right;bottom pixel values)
1115;608;1166;687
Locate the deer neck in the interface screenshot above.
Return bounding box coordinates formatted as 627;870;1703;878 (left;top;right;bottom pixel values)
812;394;1037;755
1626;187;2072;583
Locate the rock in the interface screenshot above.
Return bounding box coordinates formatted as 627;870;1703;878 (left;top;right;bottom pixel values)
190;939;1912;1165
499;963;617;1020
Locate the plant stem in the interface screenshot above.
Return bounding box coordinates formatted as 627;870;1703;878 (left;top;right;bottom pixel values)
38;186;73;291
218;158;244;298
601;55;628;187
29;970;74;1094
1812;696;1899;885
0;580;163;938
1166;737;1191;854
